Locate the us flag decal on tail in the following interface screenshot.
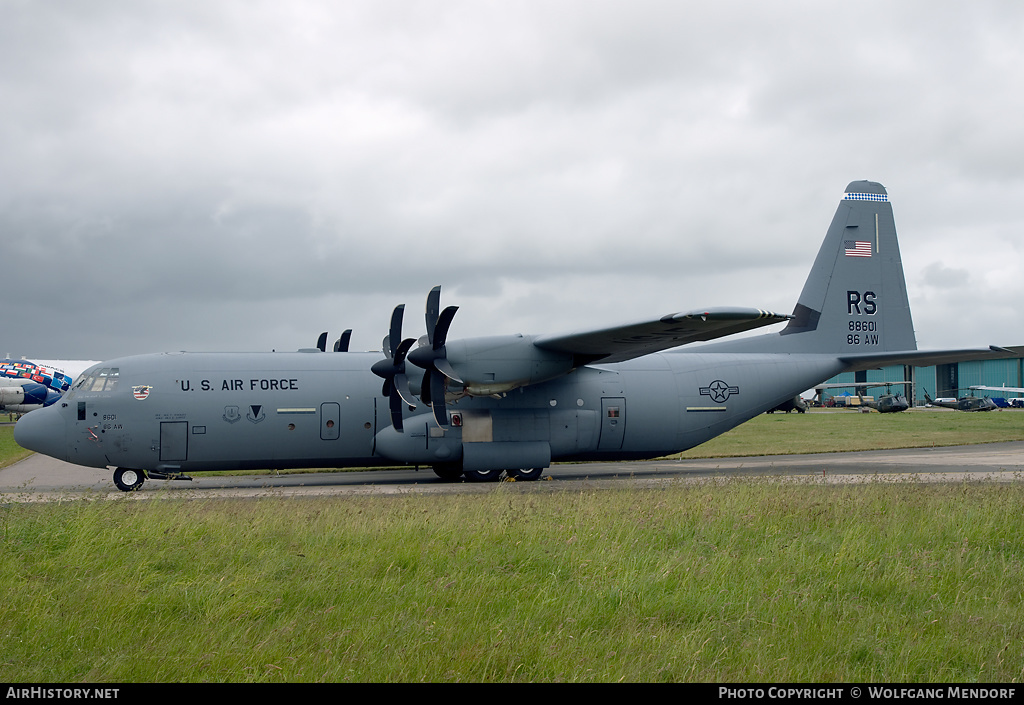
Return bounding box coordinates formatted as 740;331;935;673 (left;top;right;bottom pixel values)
844;240;872;257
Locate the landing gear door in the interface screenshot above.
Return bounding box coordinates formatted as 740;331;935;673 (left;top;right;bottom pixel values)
598;398;626;450
159;421;188;462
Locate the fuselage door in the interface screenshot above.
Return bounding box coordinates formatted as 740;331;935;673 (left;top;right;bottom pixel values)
159;421;188;462
598;397;626;450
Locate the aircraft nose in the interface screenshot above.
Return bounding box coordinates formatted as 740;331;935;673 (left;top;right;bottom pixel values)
14;407;66;459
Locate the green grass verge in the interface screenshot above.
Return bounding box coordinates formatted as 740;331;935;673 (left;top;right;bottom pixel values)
674;408;1024;458
0;425;32;470
2;483;1023;682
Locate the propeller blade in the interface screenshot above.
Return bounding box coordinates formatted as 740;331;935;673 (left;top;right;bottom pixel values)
429;368;449;426
388;387;405;431
393;372;417;408
394;337;415;364
420;370;432;404
333;329;352;352
388;305;405;357
433;306;459;350
434;356;463;384
425;286;441;346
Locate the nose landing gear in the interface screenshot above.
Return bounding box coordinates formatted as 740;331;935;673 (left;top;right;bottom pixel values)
112;468;145;492
110;468;194;492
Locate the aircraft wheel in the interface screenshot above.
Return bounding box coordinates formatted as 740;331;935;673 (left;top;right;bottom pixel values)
432;464;463;481
506;467;544;481
113;468;145;492
462;468;503;482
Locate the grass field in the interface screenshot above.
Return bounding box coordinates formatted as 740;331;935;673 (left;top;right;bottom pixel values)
672;408;1024;459
2;483;1023;682
2;410;1023;682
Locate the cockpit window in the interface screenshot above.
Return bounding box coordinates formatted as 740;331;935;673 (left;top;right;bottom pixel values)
70;368;120;395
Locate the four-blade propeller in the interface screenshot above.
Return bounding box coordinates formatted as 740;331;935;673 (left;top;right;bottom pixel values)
407;286;461;428
369;304;418;431
324;289;461;431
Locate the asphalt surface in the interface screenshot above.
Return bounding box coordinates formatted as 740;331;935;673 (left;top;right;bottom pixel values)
3;441;1024;502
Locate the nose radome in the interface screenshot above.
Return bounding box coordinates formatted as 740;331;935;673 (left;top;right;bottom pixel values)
13;407;66;460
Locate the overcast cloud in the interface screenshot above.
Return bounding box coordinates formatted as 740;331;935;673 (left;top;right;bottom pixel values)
3;1;1023;360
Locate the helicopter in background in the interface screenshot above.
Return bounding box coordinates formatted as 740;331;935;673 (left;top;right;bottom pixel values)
815;381;913;413
923;389;999;412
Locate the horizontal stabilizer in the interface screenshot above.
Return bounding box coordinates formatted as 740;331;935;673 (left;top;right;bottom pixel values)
534;307;791;364
838;345;1024;372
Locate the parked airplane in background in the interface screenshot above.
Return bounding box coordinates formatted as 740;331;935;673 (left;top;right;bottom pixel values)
924;390;999;412
15;181;1021;491
1;358;98;414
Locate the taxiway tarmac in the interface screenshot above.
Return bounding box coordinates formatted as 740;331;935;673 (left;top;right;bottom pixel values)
3;442;1024;501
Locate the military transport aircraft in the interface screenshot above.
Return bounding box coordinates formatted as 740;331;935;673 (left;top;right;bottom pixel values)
14;181;1019;491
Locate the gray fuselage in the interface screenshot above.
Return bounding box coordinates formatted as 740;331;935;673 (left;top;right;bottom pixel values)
16;347;842;474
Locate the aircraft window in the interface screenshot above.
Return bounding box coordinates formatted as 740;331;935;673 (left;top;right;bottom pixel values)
100;368;119;391
85;368;120;392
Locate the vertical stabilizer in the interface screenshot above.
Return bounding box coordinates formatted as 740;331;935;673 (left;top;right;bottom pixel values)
777;180;916;354
703;181;917;356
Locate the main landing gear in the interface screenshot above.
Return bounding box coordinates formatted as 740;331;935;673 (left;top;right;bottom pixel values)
431;464;546;482
111;468;194;492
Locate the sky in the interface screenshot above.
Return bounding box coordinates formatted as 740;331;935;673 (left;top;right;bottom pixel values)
3;1;1024;362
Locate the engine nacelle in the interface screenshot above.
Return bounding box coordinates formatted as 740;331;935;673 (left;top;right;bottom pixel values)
374;413;463;464
423;335;575;396
0;382;59;408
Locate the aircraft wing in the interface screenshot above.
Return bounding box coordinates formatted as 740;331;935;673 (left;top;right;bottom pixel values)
533;307;792;364
838;346;1024;372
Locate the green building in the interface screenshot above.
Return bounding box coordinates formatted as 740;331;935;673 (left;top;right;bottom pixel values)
817;356;1024;405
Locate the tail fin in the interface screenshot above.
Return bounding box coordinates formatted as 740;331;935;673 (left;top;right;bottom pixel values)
696;180;917;356
773;180;916;354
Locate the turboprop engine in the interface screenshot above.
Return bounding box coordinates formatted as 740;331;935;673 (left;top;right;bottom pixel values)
375;286;578;428
416;334;575;397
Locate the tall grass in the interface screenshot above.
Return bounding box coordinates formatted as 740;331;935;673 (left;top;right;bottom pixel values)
2;481;1023;682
